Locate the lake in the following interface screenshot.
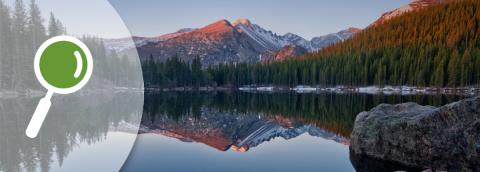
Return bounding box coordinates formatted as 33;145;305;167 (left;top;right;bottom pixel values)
121;91;466;172
0;92;143;172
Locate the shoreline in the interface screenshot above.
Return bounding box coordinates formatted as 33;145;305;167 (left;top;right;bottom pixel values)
145;85;480;96
3;85;477;98
0;87;144;99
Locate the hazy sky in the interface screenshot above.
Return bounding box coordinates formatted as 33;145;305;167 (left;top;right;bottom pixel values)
109;0;410;39
5;0;410;39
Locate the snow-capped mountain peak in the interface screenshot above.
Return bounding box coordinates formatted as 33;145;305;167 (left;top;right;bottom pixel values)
281;33;313;51
232;18;253;27
231;18;360;52
233;18;289;51
105;18;362;65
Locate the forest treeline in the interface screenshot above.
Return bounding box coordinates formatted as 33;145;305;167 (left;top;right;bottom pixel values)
0;0;138;91
0;0;65;90
143;0;480;88
142;55;210;87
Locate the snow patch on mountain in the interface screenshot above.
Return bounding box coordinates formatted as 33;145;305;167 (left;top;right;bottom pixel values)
281;33;313;50
232;18;359;52
233;18;289;51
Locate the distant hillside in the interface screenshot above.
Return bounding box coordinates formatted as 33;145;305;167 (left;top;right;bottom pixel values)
308;0;479;87
370;0;448;27
320;0;472;55
209;0;480;87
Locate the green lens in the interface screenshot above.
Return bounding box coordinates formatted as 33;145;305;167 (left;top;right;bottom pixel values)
39;41;88;89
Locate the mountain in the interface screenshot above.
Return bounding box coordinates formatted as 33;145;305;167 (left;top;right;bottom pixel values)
232;19;361;52
136;19;268;65
105;19;361;66
232;18;290;51
310;27;361;51
210;0;480;88
106;0;447;67
370;0;448;27
103;28;195;51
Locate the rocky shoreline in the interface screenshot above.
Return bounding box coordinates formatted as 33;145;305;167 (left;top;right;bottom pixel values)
240;85;480;95
350;96;480;171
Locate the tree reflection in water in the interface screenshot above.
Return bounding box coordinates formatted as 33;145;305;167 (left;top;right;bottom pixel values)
0;93;142;172
141;91;464;151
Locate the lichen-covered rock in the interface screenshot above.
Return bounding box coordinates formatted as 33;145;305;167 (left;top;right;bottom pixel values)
350;96;480;171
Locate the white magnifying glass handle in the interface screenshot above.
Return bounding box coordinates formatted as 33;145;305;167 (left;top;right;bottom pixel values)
26;90;54;138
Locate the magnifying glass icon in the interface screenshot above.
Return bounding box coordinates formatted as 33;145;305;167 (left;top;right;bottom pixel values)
26;36;93;138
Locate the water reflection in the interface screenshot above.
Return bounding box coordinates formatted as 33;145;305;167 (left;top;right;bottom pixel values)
0;92;142;172
141;107;349;152
123;91;465;171
141;91;464;139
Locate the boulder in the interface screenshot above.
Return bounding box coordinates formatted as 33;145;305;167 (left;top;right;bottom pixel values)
350;96;480;171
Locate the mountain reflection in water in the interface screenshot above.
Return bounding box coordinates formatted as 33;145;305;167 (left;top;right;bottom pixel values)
138;92;464;152
117;91;469;172
140;108;349;152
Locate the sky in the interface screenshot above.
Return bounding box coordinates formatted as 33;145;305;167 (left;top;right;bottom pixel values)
5;0;410;39
108;0;410;39
5;0;131;38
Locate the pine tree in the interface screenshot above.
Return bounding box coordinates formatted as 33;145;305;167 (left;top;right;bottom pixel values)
447;50;459;87
23;0;45;90
48;12;60;37
12;0;28;89
27;0;45;47
191;58;203;87
0;0;13;89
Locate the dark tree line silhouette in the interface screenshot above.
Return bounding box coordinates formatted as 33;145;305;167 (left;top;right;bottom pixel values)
142;56;210;88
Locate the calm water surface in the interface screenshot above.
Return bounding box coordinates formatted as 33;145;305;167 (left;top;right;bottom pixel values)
121;91;466;172
0;92;143;172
